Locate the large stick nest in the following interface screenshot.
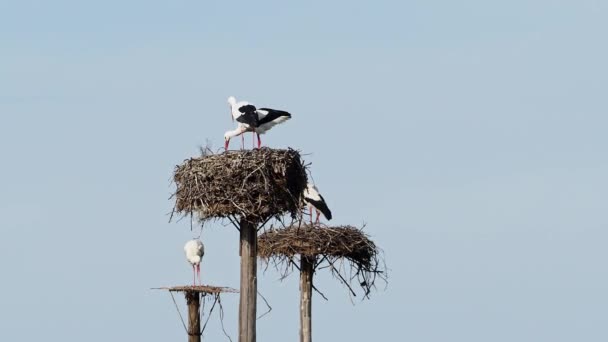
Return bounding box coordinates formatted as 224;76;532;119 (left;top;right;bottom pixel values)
258;224;387;299
171;147;307;223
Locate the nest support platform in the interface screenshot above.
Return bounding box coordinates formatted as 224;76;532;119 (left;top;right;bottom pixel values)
153;285;239;295
153;285;238;342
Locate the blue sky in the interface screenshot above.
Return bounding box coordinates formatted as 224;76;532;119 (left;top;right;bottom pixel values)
1;1;607;341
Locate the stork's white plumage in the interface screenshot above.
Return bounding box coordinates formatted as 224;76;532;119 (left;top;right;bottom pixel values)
224;125;249;150
303;183;332;224
227;96;254;149
227;96;252;122
184;239;205;285
225;96;292;150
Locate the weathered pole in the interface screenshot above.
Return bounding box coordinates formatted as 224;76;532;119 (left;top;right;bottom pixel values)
185;291;201;342
239;220;257;342
299;256;314;342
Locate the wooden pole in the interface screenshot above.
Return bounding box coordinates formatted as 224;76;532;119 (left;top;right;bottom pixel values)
299;256;314;342
239;220;257;342
185;291;201;342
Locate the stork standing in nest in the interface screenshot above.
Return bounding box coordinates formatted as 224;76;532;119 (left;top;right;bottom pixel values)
303;183;332;224
225;96;292;150
184;239;205;285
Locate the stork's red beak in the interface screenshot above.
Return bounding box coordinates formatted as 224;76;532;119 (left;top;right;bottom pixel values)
224;139;230;151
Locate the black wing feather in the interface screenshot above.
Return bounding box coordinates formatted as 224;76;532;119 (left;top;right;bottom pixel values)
235;104;259;127
305;196;332;220
257;108;291;126
238;104;257;114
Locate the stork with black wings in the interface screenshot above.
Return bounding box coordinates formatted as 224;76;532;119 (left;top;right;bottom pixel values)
225;96;292;150
303;183;332;224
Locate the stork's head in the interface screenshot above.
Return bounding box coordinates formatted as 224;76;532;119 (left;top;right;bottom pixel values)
223;131;231;150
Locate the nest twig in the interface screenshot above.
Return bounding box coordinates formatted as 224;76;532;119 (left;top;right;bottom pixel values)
171;147;308;224
258;224;387;299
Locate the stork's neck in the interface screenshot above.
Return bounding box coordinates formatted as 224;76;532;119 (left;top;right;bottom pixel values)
225;125;247;139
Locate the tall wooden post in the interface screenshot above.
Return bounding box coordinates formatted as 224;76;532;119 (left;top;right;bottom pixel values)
299;256;314;342
185;291;201;342
239;220;257;342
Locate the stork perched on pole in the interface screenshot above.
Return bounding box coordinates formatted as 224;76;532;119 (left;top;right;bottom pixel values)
184;239;205;286
225;96;292;150
303;183;332;224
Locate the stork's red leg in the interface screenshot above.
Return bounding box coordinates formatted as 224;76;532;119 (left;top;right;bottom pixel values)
316;211;320;224
241;134;245;150
309;205;314;225
192;265;196;286
257;133;261;148
196;264;201;285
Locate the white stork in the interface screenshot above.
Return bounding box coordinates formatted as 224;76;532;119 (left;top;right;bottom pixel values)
227;96;254;148
184;239;205;286
303;183;332;224
225;96;292;150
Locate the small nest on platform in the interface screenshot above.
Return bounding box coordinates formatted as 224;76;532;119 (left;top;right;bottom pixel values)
258;224;386;299
153;285;238;294
171;147;307;223
153;285;236;340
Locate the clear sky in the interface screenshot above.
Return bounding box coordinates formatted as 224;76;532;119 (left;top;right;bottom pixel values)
1;0;607;341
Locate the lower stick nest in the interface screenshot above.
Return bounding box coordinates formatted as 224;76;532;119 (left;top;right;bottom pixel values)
258;224;387;298
258;225;376;265
171;147;308;223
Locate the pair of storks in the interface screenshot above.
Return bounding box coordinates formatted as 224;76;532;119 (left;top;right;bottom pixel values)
223;96;332;224
224;96;291;151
